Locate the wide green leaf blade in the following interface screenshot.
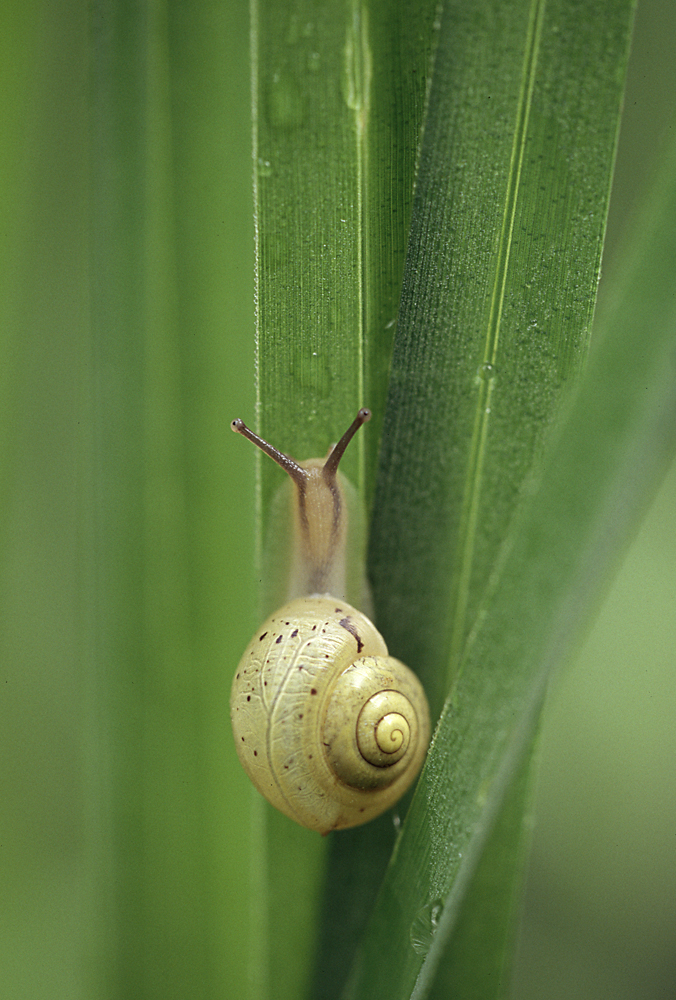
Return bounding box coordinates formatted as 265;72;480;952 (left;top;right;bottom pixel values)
348;92;676;1000
321;1;634;996
370;0;636;715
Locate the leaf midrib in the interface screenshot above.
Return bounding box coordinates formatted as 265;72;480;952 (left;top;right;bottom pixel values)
448;0;546;677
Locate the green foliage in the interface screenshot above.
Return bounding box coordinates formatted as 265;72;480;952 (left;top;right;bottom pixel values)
2;1;676;999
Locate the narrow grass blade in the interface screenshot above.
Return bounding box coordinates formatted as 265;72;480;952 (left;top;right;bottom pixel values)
425;735;538;1000
251;2;438;996
86;3;255;997
253;0;439;502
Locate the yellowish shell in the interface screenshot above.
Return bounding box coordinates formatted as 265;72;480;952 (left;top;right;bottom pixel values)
231;595;430;835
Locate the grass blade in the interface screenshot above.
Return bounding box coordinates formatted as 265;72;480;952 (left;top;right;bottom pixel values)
348;93;676;1000
250;2;438;996
86;3;255;995
306;0;637;995
370;0;636;714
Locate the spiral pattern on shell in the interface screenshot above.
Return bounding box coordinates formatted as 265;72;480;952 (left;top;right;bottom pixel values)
358;692;411;765
230;595;430;834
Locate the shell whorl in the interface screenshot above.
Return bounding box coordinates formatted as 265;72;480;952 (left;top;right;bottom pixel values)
358;692;411;765
323;657;427;792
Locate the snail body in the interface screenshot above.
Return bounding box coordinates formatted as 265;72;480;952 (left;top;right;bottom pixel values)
231;410;430;834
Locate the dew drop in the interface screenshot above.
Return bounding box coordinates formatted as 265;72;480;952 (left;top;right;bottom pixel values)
478;362;497;381
410;899;444;955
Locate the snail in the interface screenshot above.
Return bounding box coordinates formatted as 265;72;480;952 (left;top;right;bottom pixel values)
230;409;430;834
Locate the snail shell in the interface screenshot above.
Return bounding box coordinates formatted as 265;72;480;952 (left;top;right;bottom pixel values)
231;595;430;835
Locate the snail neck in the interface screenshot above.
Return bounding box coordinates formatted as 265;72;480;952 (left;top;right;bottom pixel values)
290;460;347;598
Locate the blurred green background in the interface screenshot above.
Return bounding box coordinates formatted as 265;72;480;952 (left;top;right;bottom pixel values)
0;1;674;998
